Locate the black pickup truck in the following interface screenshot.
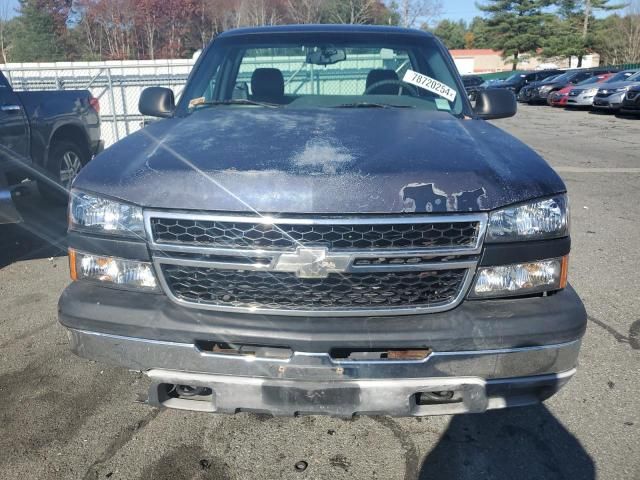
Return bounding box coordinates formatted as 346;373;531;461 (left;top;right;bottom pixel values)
59;25;586;417
0;69;102;223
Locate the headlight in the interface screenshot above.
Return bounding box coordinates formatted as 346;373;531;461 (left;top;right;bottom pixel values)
69;249;158;291
615;86;629;92
70;190;145;238
584;88;598;96
539;85;553;93
469;257;568;298
487;195;568;242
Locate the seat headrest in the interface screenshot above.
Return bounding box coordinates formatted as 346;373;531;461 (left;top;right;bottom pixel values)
251;68;284;101
366;69;400;94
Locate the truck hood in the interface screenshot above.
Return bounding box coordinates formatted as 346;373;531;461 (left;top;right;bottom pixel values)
75;108;565;214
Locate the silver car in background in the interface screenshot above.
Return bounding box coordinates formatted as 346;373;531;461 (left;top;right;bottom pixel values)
566;74;614;107
592;70;640;112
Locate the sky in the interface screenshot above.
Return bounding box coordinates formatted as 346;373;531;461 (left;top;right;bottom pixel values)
441;2;484;23
0;0;19;18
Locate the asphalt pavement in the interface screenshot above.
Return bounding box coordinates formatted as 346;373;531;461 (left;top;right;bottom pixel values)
0;104;638;480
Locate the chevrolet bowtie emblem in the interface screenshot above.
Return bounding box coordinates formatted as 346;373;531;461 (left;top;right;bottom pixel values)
273;247;350;278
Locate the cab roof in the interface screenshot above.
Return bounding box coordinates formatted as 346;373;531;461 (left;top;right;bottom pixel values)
217;24;434;39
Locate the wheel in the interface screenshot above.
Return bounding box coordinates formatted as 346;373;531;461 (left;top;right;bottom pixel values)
38;140;89;203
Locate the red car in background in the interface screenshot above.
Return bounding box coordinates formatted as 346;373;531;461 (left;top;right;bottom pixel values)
548;73;613;107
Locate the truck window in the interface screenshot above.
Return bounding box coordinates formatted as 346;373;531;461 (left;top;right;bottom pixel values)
235;47;411;97
179;33;467;116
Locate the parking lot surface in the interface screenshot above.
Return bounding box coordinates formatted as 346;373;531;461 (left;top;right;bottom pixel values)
1;105;639;480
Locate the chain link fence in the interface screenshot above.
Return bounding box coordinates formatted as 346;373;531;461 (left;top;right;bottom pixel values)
3;61;194;147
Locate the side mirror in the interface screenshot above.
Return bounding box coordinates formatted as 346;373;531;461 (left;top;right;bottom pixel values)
473;89;517;120
139;87;175;118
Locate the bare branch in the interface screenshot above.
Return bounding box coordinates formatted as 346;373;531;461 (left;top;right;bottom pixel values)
396;0;443;28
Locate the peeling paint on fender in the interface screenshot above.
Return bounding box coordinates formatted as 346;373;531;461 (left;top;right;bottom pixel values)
400;184;487;213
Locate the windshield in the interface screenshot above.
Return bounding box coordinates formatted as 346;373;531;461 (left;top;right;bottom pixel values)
626;71;640;82
546;71;574;83
541;74;561;83
576;76;605;86
503;72;526;82
178;33;467;116
607;71;639;82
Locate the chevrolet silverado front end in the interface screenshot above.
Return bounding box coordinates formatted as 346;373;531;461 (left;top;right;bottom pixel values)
58;25;586;417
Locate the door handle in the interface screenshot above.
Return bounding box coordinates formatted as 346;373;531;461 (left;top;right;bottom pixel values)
1;105;22;112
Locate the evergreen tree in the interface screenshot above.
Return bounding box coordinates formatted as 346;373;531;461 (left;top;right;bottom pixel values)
10;0;65;62
541;2;587;63
477;0;554;70
541;16;586;62
577;0;626;65
430;19;467;48
545;0;626;66
469;16;492;48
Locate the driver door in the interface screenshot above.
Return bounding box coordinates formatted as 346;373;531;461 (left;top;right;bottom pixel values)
0;71;29;161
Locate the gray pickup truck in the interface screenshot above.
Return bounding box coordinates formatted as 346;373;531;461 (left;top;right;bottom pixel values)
59;25;586;417
0;69;102;223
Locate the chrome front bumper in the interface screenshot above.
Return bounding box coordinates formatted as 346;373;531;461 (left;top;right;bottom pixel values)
593;93;624;109
67;328;581;416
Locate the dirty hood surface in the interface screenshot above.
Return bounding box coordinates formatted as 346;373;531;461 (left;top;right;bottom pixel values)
76;108;565;214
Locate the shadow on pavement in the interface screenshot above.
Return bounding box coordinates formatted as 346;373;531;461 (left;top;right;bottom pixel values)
0;182;68;269
419;405;595;480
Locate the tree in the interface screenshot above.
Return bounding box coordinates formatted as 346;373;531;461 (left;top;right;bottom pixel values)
393;0;442;28
592;1;640;63
477;0;554;70
430;19;467;48
326;0;396;24
581;0;627;38
540;2;588;63
9;0;70;61
552;0;626;65
0;0;14;62
469;16;491;48
284;0;326;23
541;15;587;61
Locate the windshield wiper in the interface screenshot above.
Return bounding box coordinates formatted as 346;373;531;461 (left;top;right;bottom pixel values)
333;102;414;109
191;99;282;109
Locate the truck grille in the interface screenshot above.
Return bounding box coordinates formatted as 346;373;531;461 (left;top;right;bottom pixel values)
161;266;468;311
150;218;480;250
146;212;487;316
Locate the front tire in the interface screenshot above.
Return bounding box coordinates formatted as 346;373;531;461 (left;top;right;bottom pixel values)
39;141;88;203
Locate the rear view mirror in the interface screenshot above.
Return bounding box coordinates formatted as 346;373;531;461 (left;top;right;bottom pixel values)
306;46;347;66
473;89;517;120
139;87;175;118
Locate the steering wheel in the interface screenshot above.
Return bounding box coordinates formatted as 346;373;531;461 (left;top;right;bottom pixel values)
364;79;419;96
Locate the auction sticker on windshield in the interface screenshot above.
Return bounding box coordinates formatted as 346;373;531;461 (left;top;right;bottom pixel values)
403;70;457;102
